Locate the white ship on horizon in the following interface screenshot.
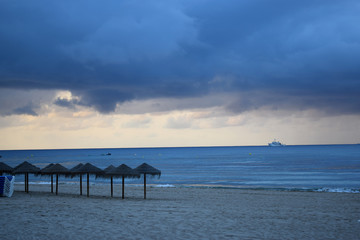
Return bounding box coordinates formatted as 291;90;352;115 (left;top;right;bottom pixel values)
268;139;285;147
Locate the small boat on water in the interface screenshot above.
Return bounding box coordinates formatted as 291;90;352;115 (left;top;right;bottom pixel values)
268;139;285;147
101;153;112;156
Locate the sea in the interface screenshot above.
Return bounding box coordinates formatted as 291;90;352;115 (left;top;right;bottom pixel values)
1;144;359;193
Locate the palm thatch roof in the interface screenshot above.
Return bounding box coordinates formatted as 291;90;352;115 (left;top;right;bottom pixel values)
134;163;161;177
72;163;104;175
103;165;116;172
0;162;13;174
69;163;84;177
107;164;140;178
70;163;84;172
13;161;40;174
36;163;55;176
41;163;69;175
98;165;117;178
38;163;56;192
41;163;55;171
13;161;40;193
73;163;103;197
134;163;161;199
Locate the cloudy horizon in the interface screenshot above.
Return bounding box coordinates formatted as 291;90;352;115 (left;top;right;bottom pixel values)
1;0;360;150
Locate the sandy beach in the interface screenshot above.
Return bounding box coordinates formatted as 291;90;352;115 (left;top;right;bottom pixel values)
1;184;359;240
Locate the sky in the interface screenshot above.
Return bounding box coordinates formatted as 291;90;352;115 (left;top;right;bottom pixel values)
1;0;360;150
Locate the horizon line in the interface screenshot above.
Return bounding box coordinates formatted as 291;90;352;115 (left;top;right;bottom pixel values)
1;143;359;151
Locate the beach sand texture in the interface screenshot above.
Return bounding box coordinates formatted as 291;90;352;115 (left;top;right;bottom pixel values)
1;184;359;239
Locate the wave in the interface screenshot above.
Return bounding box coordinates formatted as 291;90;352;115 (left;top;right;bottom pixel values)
173;185;360;193
15;181;360;193
154;184;176;188
314;187;360;193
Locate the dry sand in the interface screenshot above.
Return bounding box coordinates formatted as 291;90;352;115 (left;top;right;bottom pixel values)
1;183;359;239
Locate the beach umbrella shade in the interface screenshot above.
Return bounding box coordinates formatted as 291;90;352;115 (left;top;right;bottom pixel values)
72;163;104;197
40;163;54;172
41;164;69;195
103;165;116;197
70;163;84;195
13;161;40;193
134;163;161;199
39;163;55;193
70;163;84;174
0;162;13;175
107;164;140;199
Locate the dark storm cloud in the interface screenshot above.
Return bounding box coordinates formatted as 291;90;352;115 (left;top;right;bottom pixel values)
1;0;360;115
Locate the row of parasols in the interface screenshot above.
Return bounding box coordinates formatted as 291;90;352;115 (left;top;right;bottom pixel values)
0;161;161;199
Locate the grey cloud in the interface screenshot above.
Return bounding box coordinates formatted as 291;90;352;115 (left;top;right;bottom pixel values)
0;0;360;115
54;89;134;113
123;117;152;128
53;98;80;109
79;89;134;113
165;116;193;129
64;1;197;64
0;89;56;116
12;104;38;116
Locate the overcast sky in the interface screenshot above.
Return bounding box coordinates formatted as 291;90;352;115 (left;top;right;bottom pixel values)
1;0;360;149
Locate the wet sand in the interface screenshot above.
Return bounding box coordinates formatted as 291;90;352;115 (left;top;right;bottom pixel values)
1;184;360;239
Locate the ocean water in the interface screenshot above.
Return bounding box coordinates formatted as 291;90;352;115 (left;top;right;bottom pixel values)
1;145;359;193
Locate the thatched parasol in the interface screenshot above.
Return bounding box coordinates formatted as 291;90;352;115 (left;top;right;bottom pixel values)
70;163;84;173
107;164;140;199
103;165;116;197
0;162;13;175
72;163;104;197
13;161;40;193
41;163;54;172
40;163;55;193
41;164;69;195
70;163;84;195
134;163;161;199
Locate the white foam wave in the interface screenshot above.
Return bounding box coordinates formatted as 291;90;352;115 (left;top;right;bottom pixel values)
155;184;175;188
314;187;360;193
15;181;51;185
33;181;52;185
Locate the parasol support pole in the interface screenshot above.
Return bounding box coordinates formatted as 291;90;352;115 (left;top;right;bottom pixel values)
51;174;54;193
144;174;146;199
80;175;82;195
87;173;89;197
26;173;29;193
24;174;27;192
111;176;113;198
56;174;59;195
122;175;125;199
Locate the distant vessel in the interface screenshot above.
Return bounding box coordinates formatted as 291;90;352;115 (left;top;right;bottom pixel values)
101;153;112;156
268;139;285;147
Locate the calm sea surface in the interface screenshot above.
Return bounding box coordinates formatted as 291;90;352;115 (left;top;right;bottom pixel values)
1;145;359;192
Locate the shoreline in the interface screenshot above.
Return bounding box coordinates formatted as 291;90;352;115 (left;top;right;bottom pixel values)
13;182;360;194
3;184;360;239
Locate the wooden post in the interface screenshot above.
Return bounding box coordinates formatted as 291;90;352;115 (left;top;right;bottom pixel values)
87;173;89;197
56;174;59;195
24;174;27;192
26;173;29;193
144;174;146;199
111;176;113;198
122;175;125;199
80;175;82;195
51;174;54;193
